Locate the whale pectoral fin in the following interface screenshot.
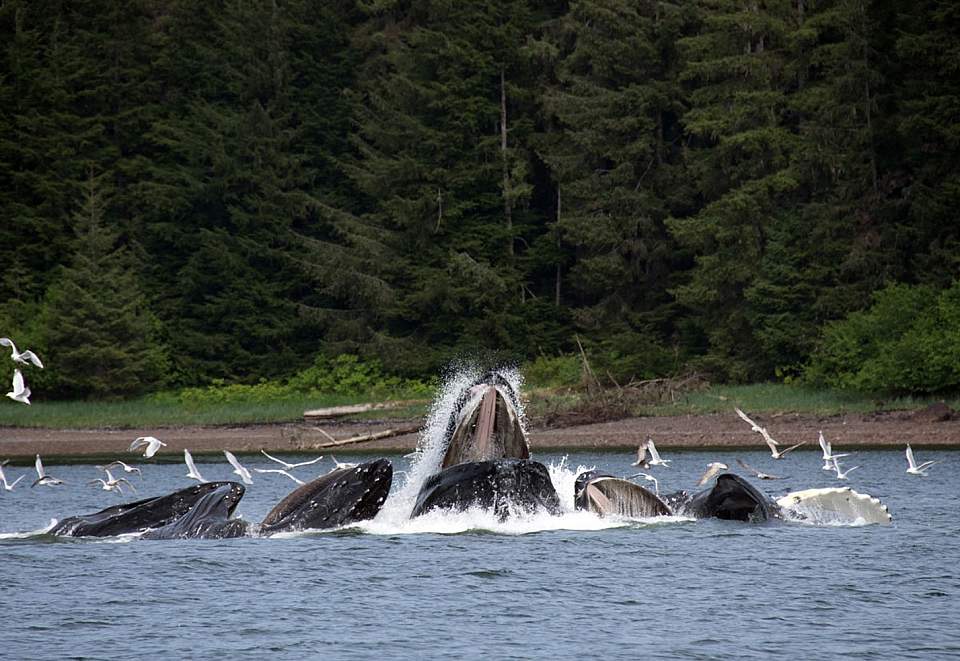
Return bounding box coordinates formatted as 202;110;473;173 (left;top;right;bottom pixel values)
585;483;614;515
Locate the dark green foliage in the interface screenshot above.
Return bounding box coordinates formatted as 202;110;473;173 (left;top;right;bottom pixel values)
805;281;960;394
1;0;959;398
37;174;169;398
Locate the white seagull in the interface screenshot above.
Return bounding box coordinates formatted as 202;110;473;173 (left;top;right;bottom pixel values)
253;468;305;485
626;472;659;495
0;337;44;368
6;368;31;405
129;436;167;459
89;469;135;496
183;449;206;483
259;449;324;471
640;438;671;468
329;455;358;470
696;462;729;486
31;454;64;487
224;451;253;485
832;456;860;480
735;458;785;480
0;462;25;491
905;444;940;476
734;407;804;459
99;460;142;478
818;430;850;470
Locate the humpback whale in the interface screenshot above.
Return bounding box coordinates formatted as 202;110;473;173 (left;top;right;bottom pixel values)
573;471;671;518
50;459;394;539
410;371;560;519
668;473;778;522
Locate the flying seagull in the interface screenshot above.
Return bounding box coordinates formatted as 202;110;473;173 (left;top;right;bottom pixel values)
696;462;729;486
89;468;135;496
832;456;860;480
637;438;670;468
129;436;167;459
329;455;358;470
735;407;805;459
259;450;324;471
253;468;305;485
626;472;659;495
183;449;206;483
905;444;940;476
0;462;24;491
31;454;64;487
6;369;31;405
735;458;785;480
0;337;43;368
98;460;142;478
818;430;850;471
224;450;253;485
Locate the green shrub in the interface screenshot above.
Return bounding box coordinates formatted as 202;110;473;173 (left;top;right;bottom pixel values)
804;281;960;394
523;355;581;388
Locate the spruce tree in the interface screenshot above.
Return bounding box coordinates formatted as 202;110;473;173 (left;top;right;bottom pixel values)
39;173;168;398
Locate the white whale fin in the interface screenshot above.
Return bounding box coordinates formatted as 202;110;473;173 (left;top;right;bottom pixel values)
777;487;892;526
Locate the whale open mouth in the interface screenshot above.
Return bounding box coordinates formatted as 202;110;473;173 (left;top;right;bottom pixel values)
441;384;529;469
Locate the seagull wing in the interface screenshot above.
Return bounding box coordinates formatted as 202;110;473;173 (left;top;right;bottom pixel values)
905;445;917;469
647;440;662;462
129;437;149;452
916;460;940;471
818;431;830;459
35;454;44;478
184;449;204;480
224;450;243;472
289;456;324;468
734;407;757;428
20;350;43;369
632;444;648;466
260;449;292;470
10;475;24;489
12;369;25;394
254;468;304;485
778;441;805;456
735;458;759;476
696;464;723;486
0;337;14;350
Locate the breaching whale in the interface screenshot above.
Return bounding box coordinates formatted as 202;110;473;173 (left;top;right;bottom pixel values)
411;371;560;518
50;459;394;539
573;470;671;518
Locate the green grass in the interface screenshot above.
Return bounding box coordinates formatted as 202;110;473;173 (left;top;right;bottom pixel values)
0;393;429;428
1;383;956;429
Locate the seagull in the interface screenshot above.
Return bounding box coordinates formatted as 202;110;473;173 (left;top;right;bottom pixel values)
31;454;64;487
330;455;357;470
89;469;135;495
0;337;43;368
696;462;729;486
6;368;31;405
98;460;142;478
224;450;253;485
626;472;659;495
0;462;24;491
735;458;785;480
129;436;167;459
253;468;305;485
818;430;850;470
832;456;860;480
642;438;671;468
905;444;940;476
734;408;805;459
259;450;324;471
632;443;650;468
183;449;206;483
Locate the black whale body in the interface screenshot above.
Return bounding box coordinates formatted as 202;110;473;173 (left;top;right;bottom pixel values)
51;459;394;539
49;481;245;537
411;459;561;519
141;484;251;540
667;473;779;522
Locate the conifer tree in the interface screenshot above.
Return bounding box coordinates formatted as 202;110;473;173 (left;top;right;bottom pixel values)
39;173;168;398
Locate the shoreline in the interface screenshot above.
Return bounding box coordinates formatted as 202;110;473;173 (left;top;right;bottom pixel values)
1;409;959;462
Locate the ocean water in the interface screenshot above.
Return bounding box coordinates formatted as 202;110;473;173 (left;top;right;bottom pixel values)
2;446;958;660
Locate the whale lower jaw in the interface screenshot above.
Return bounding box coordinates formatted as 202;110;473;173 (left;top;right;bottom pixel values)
411;459;561;520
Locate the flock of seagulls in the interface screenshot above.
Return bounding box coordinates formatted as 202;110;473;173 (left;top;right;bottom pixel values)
625;406;944;490
2;337;42;405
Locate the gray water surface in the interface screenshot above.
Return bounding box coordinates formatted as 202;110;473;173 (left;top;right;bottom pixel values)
2;448;958;660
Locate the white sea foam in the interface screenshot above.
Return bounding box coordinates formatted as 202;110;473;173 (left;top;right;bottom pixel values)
0;518;58;539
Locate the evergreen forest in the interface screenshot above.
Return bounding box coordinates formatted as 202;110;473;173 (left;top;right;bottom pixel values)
1;0;958;399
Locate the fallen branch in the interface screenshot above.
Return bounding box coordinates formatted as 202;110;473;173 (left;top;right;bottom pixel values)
307;425;421;450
